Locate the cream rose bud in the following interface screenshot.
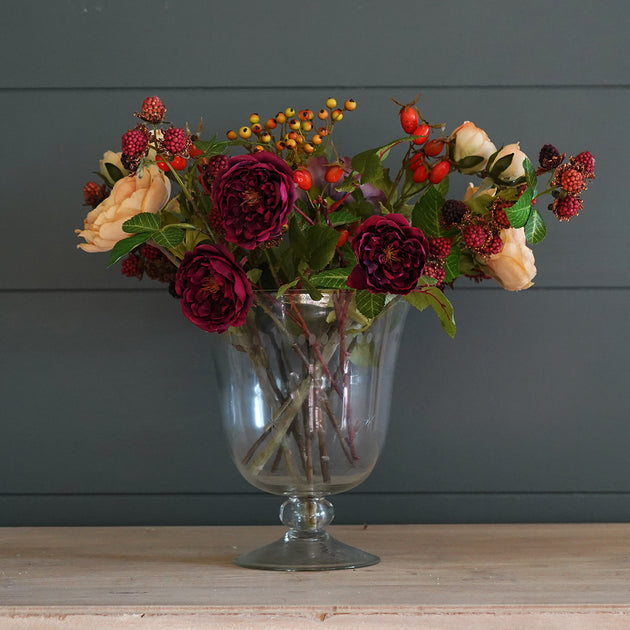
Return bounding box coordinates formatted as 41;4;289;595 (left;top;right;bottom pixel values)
75;164;171;253
99;151;129;187
450;121;497;174
487;143;529;182
483;227;537;291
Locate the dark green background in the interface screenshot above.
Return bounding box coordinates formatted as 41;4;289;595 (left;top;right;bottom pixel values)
1;0;628;525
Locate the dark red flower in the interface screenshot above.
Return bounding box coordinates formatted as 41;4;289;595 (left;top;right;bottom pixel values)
211;151;296;249
174;244;253;333
347;214;429;294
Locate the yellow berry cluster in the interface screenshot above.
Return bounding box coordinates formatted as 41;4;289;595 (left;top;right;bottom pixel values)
225;98;357;165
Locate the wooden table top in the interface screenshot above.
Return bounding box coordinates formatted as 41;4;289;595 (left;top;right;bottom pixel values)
1;523;630;628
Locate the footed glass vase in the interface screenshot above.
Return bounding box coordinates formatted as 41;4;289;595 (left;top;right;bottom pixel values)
214;290;408;571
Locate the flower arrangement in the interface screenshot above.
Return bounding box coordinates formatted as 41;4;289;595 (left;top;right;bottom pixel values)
76;95;595;335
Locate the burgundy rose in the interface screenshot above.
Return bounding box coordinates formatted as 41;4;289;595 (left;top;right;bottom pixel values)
211;151;297;249
174;244;253;333
347;214;429;295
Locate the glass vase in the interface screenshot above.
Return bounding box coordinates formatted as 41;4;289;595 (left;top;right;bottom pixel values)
213;290;408;571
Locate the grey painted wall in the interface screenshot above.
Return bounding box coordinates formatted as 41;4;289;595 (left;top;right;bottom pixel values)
1;0;628;526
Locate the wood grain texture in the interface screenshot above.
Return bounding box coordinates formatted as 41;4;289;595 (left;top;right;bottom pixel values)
1;525;630;628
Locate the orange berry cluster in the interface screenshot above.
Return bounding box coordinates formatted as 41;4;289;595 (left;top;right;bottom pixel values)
225;98;357;165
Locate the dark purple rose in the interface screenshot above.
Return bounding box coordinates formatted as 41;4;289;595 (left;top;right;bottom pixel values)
347;214;429;295
174;244;253;333
211;151;297;249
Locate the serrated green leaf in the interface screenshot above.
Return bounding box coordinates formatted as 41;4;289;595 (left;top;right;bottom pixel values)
107;232;152;267
306;223;340;272
411;185;446;237
443;244;461;283
122;212;161;234
524;158;537;192
524;207;547;244
505;188;533;228
152;226;185;248
405;287;456;337
309;267;354;289
329;210;361;227
355;290;385;320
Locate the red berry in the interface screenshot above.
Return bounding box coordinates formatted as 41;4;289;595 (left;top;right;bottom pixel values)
325;165;344;183
156;156;170;171
188;144;203;159
429;160;450;184
400;106;419;134
424;138;445;157
412;124;430;145
409;153;425;171
412;164;429;183
170;155;187;171
293;167;313;191
336;229;349;248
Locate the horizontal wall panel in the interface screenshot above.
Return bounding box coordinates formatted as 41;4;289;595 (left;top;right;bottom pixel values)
2;492;630;527
3;1;630;88
1;87;621;289
1;289;628;503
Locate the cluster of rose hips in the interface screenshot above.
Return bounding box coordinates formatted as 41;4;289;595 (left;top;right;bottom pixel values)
537;145;595;221
395;98;451;185
119;96;195;173
225;97;357;170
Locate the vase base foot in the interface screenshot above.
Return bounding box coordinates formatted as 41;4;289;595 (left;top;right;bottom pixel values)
233;532;380;571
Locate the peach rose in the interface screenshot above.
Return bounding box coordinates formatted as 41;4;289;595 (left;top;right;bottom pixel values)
450;121;497;174
482;227;537;291
486;143;529;181
76;164;171;253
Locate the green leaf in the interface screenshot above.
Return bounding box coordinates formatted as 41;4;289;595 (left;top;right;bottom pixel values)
456;155;484;171
488;152;514;180
355;290;385;320
107;232;152;267
152;226;185;248
524;208;547;244
405;287;456;337
505;188;533;229
277;278;300;297
523;157;538;192
122;212;160;234
329;210;361;227
411;185;446;237
309;267;354;289
435;175;450;198
300;277;323;301
246;268;262;284
306;223;340;272
105;162;125;183
443;244;461;283
351;150;386;188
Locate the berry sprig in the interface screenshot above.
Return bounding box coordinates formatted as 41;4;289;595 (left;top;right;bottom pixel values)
224;97;357;168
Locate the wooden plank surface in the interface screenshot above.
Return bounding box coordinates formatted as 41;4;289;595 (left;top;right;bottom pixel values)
1;524;630;628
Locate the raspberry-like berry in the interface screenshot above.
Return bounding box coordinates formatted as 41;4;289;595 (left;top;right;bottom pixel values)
144;257;177;284
571;151;596;178
121;253;143;279
423;260;446;284
208;155;229;178
440;199;468;226
537;143;565;173
552;195;583;221
558;167;584;194
162;126;188;155
481;233;504;257
122;127;149;156
82;181;107;208
463;224;491;252
136;96;166;124
428;237;452;259
490;204;512;230
142;244;162;260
